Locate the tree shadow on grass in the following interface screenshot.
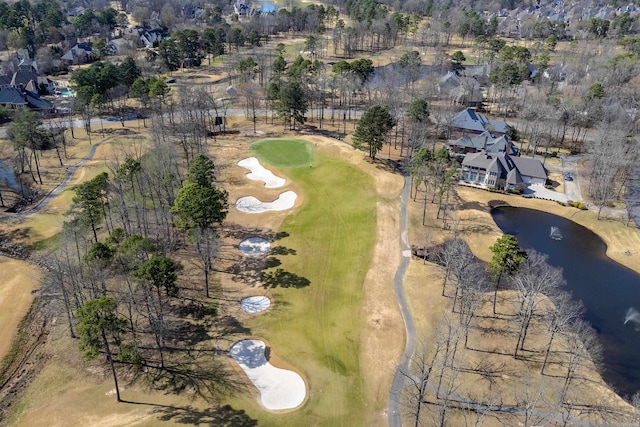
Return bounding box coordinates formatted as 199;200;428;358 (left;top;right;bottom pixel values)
174;299;218;320
270;246;296;256
458;201;487;212
222;224;289;242
261;268;310;289
155;404;258;426
217;315;252;336
167;321;212;347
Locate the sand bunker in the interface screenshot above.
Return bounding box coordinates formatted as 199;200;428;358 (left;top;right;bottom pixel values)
239;237;271;256
238;157;286;188
230;340;306;410
241;296;271;313
236;191;297;213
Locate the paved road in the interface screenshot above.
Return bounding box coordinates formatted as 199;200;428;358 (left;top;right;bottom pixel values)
388;172;416;427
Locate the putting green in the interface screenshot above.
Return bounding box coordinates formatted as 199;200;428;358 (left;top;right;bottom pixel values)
234;139;377;425
251;139;313;168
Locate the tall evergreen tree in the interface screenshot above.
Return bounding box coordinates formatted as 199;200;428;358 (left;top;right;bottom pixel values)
352;104;396;159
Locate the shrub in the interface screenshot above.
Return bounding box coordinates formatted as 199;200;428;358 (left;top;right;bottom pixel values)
567;200;574;206
570;147;581;155
550;151;558;157
573;201;587;209
507;189;522;194
556;201;566;206
606;201;616;208
544;184;553;189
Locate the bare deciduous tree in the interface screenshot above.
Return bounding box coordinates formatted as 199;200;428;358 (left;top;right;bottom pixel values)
541;291;585;374
511;250;565;359
559;319;603;404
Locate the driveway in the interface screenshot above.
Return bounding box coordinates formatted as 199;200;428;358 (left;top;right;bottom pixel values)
560;155;583;203
523;183;568;203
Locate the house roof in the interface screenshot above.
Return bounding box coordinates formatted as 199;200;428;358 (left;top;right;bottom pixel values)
462;151;495;169
0;87;53;110
511;156;547;180
462;152;546;182
506;168;522;185
451;130;520;156
451;131;494;150
452;108;488;133
11;70;37;87
486;135;518;155
62;44;93;61
450;84;483;103
0;87;27;106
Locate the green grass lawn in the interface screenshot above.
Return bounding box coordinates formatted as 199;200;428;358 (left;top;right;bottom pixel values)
251;139;313;168
232;139;377;426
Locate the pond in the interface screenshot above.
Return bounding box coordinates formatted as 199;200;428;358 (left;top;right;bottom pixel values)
493;207;640;397
254;1;280;13
0;160;20;191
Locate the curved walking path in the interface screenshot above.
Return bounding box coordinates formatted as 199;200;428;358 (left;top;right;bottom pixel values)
0;136;114;221
388;173;416;427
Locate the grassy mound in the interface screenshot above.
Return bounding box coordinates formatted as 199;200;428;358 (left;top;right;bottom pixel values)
251;139;313;168
234;140;377;425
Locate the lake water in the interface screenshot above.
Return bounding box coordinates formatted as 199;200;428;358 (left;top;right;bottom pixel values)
493;207;640;397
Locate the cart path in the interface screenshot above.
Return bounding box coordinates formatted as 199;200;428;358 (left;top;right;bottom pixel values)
0;136;115;221
388;172;415;427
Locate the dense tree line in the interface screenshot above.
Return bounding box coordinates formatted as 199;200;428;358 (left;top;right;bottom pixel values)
43;142;232;402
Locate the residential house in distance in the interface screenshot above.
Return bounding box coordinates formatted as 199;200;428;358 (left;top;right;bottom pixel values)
0;62;54;95
451;107;509;136
438;71;483;108
107;38;136;55
140;29;164;48
461;149;547;190
61;43;94;65
0;86;54;111
449;131;519;156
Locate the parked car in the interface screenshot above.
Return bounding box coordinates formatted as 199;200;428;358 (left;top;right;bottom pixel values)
564;173;573;181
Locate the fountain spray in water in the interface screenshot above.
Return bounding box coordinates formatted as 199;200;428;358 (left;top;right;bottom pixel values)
624;308;640;330
550;226;563;240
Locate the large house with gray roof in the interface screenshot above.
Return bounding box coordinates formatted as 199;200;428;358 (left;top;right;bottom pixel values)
461;150;547;190
0;86;53;111
449;131;519;156
451;107;509;135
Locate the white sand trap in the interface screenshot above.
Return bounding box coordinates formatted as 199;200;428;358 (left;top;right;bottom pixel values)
241;296;271;313
236;191;297;213
238;157;286;188
239;237;271;256
230;340;306;410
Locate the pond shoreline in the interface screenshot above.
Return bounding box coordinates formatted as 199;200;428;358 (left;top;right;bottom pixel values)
493;206;640;397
